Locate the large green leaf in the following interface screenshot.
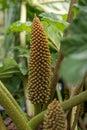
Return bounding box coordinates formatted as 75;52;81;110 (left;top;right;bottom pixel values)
40;12;68;32
0;58;20;78
14;46;29;58
60;57;87;84
40;13;68;51
38;1;69;15
60;5;87;84
42;21;61;51
8;21;32;33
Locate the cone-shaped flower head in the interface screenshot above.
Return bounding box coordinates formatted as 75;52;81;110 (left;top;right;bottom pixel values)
43;99;66;130
27;15;51;104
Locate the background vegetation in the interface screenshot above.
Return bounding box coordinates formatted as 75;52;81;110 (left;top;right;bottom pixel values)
0;0;87;130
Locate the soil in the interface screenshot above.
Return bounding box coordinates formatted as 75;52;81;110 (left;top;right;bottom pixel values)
4;117;43;130
4;117;18;130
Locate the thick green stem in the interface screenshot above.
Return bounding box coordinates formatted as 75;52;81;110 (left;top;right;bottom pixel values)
0;81;31;130
29;111;45;130
0;114;7;130
34;104;42;115
0;81;27;120
62;90;87;110
29;90;87;130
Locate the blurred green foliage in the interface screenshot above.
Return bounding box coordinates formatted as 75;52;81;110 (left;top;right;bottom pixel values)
2;0;87;105
60;0;87;84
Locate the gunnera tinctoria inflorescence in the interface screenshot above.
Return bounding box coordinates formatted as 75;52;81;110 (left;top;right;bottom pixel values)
27;15;51;104
43;99;66;130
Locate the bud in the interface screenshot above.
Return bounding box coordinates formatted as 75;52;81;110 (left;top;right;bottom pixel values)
43;99;66;130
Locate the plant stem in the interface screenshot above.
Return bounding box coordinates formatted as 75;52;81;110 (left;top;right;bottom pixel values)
42;51;64;110
34;104;42;115
71;105;80;130
19;2;34;117
0;81;31;130
29;90;87;130
20;2;41;117
19;1;27;67
23;77;35;117
0;114;7;130
50;51;64;102
67;0;78;22
56;83;63;103
62;90;87;110
0;81;27;120
71;106;77;130
20;1;26;48
29;111;45;130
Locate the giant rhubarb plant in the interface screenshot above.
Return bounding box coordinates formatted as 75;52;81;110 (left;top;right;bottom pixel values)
0;7;87;129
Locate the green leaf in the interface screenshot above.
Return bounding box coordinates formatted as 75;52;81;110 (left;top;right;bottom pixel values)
8;21;32;33
60;7;87;84
39;1;69;15
40;12;63;21
14;46;29;59
61;11;87;56
40;12;68;32
43;21;61;51
19;66;28;75
60;57;87;84
0;58;20;78
2;75;21;95
0;0;9;10
79;0;87;6
14;46;29;54
40;13;68;52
